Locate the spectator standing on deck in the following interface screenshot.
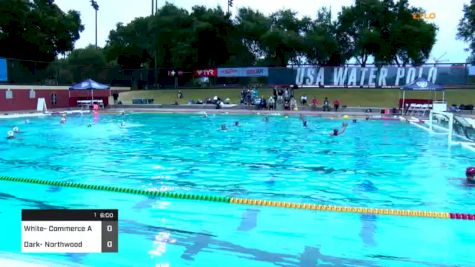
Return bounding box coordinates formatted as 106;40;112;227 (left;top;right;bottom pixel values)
333;99;341;111
290;97;298;110
300;95;308;106
311;97;318;111
323;97;330;111
268;96;275;110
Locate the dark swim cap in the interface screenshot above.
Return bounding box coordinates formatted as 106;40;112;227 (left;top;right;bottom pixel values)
466;167;475;177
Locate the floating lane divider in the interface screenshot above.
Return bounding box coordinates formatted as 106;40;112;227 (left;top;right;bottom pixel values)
1;175;474;220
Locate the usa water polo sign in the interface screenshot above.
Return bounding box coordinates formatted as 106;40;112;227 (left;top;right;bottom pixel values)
293;66;445;87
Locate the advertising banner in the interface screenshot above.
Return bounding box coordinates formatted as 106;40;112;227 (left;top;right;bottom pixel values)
217;67;268;77
469;66;475;76
0;58;7;82
194;68;217;77
268;66;467;87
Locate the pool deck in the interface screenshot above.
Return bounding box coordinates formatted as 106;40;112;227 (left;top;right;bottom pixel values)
1;105;474;119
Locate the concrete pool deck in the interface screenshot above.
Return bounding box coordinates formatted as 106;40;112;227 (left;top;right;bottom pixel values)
1;105;474;119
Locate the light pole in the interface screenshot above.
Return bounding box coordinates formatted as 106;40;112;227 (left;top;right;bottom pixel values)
90;0;99;48
227;0;233;14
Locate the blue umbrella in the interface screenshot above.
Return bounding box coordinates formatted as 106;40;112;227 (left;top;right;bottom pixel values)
69;79;110;102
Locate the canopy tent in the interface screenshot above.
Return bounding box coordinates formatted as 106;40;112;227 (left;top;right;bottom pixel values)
69;79;110;101
400;78;445;112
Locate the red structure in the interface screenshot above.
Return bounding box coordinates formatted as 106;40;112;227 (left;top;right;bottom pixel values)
0;85;129;112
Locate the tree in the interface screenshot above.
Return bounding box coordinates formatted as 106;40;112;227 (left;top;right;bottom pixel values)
0;0;83;64
189;6;236;67
47;45;115;84
105;18;152;69
235;8;270;63
302;7;345;65
260;9;307;66
336;0;437;66
457;0;475;64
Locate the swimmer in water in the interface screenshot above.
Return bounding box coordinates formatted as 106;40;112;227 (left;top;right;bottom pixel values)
120;121;126;128
330;122;348;136
265;177;276;185
303;120;308;127
234;121;240;127
60;117;66;124
24;119;30;124
12;126;20;133
203;112;208;118
466;167;475;184
6;131;14;140
353;119;357;123
264;116;269;123
87;123;92;128
220;124;227;131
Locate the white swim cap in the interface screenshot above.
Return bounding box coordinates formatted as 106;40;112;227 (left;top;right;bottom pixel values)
7;131;14;137
12;126;19;132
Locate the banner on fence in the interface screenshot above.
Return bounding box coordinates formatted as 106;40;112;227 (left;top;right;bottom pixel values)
268;66;467;87
194;68;217;77
469;66;475;76
0;58;7;82
217;67;268;77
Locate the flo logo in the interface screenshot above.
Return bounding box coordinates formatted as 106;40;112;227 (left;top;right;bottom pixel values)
412;12;436;20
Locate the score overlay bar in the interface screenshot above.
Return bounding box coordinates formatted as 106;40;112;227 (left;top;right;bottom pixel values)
22;209;118;253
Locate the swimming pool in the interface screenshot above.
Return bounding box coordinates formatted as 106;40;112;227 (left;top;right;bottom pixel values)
0;112;474;266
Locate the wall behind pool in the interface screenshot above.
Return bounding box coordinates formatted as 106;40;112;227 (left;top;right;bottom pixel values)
0;85;130;112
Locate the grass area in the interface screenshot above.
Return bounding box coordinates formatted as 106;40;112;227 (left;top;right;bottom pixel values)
117;88;475;108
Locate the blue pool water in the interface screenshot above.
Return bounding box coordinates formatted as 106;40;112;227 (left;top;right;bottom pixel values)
0;112;474;266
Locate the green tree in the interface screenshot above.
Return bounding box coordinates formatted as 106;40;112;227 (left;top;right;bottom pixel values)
389;0;437;66
47;45;117;84
302;7;344;65
0;0;83;63
260;9;307;66
105;18;152;69
457;0;475;64
235;8;270;63
336;0;437;66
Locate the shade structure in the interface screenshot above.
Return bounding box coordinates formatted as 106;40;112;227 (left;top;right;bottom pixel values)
401;78;444;91
400;78;445;112
69;79;110;102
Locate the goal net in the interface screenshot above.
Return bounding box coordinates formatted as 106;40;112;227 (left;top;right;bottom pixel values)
429;110;475;143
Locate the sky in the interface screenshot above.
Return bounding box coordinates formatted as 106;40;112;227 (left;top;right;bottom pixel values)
55;0;472;63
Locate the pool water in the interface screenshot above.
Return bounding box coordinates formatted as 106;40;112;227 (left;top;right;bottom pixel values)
0;112;474;266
